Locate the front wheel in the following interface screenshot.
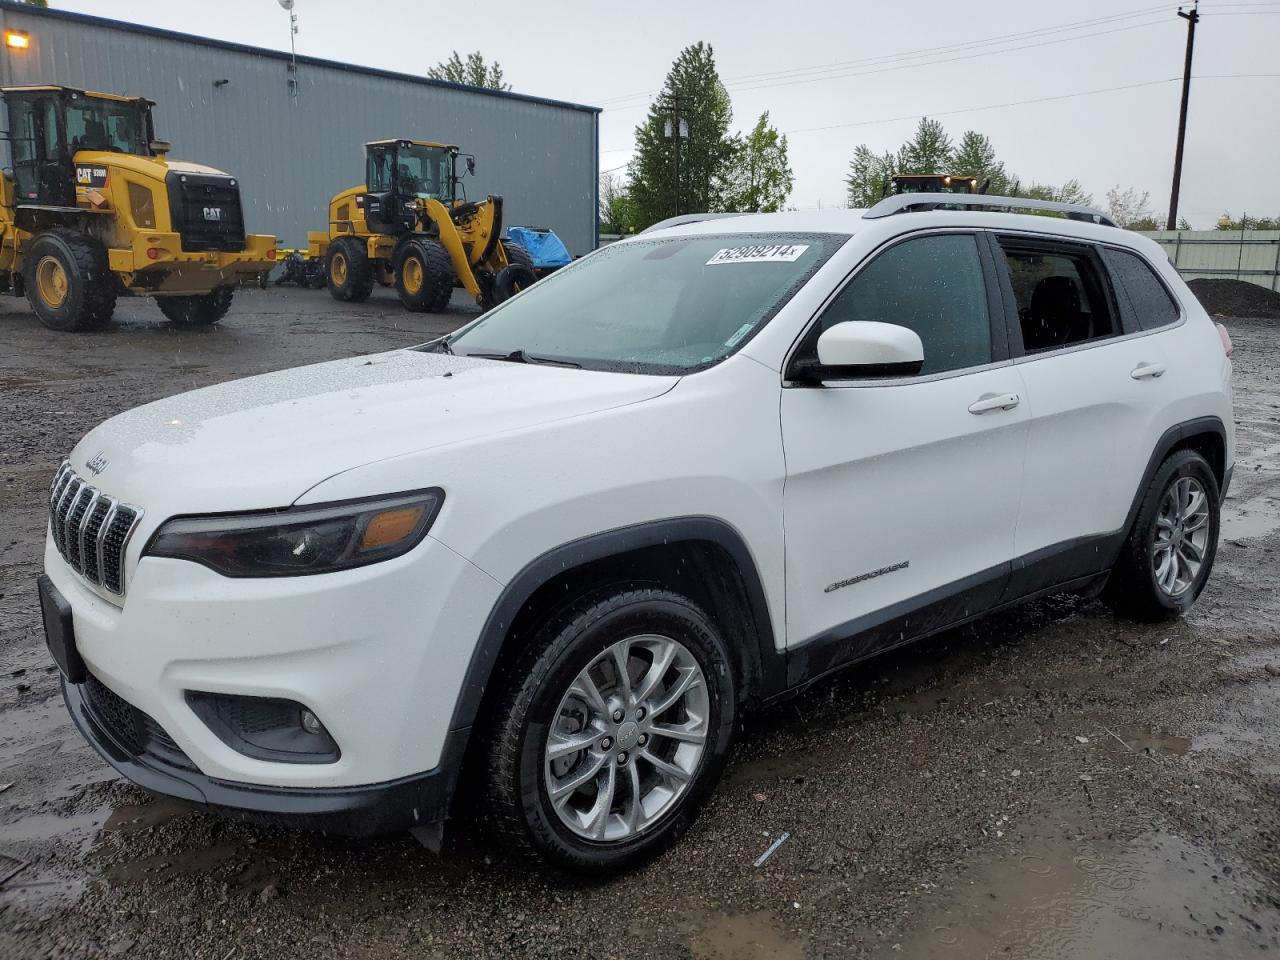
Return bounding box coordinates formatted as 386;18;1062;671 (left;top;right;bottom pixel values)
1104;449;1220;621
486;587;736;875
156;287;235;325
24;230;116;331
394;237;454;312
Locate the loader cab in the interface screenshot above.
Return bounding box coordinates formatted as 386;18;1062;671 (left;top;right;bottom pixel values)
3;86;156;208
892;173;984;196
362;139;456;235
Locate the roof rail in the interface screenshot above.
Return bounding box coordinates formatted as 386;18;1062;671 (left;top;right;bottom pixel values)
862;193;1117;228
639;212;748;234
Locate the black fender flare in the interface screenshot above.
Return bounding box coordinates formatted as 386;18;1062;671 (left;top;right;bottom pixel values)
1120;416;1229;542
444;516;780;737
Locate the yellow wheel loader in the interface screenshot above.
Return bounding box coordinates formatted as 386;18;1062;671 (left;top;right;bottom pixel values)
307;139;536;312
0;85;277;331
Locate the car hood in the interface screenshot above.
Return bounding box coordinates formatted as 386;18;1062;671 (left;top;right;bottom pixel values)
69;349;677;514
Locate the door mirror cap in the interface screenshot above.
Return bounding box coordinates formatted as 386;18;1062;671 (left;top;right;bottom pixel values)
794;321;925;382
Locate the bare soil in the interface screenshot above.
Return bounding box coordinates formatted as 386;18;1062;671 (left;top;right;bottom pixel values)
1;291;1278;959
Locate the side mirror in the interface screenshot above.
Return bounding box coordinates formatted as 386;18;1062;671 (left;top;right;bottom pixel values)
793;321;924;382
465;156;476;176
149;140;172;156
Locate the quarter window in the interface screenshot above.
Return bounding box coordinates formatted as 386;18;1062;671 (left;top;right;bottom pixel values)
998;240;1118;352
814;233;993;376
1100;247;1180;331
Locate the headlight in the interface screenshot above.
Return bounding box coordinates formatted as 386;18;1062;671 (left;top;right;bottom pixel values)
145;489;443;577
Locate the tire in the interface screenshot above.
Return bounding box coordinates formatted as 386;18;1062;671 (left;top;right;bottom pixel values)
490;241;537;306
1103;449;1220;622
156;286;235;325
23;230;116;331
326;237;374;302
394;237;454;312
486;586;737;875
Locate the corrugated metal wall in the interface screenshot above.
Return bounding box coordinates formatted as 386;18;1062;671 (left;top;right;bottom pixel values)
0;4;599;254
1141;230;1280;292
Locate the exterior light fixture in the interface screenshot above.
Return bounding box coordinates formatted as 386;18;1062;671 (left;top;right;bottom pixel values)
5;30;31;50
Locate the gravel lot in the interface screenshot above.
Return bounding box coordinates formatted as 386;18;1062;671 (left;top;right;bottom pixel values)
1;287;1278;959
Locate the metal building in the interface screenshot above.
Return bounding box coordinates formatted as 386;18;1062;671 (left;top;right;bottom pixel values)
0;2;600;254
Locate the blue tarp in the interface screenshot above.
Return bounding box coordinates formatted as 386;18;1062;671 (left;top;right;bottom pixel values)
506;227;572;268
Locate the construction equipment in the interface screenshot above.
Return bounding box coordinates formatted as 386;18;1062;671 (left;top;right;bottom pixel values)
892;173;987;195
0;85;277;331
307;139;535;311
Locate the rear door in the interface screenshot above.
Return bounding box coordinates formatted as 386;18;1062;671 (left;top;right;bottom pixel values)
992;233;1181;597
780;230;1028;677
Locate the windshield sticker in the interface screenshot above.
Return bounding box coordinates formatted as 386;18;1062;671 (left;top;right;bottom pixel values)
724;322;755;348
706;244;810;266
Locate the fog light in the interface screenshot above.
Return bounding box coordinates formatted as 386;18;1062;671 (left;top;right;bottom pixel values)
300;709;323;735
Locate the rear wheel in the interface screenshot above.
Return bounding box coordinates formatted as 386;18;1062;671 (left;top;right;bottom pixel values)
24;230;116;331
156;287;235;325
326;237;374;302
486;241;538;309
486;587;736;874
1104;449;1220;621
394;237;454;312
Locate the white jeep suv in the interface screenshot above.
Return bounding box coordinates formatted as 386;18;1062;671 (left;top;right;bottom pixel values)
40;195;1234;873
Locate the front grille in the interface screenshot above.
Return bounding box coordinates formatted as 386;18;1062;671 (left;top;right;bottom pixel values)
165;171;247;253
49;462;143;596
83;672;195;771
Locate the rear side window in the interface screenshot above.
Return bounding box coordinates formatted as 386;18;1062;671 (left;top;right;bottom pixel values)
814;233;992;376
1100;247;1181;331
997;240;1118;353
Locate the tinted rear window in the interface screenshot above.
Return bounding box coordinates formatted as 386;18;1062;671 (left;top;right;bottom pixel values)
1101;247;1180;331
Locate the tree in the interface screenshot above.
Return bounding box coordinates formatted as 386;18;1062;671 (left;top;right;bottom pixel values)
21;0;48;6
1217;212;1280;230
428;51;510;91
951;131;1009;194
1012;179;1094;206
845;144;895;207
720;112;794;213
896;117;953;175
627;42;734;230
599;172;640;234
1106;186;1159;229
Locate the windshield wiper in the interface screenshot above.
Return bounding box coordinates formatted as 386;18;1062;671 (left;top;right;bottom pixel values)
462;349;581;368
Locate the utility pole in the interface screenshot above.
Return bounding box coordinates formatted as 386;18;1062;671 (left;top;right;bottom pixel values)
662;94;688;217
1166;0;1199;230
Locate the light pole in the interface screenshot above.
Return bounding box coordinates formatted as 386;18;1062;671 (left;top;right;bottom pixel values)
277;0;299;100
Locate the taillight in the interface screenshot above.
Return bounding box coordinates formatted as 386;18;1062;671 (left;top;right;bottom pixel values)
267;248;277;261
1216;322;1233;357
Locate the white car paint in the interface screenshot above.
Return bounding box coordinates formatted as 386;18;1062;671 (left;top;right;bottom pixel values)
46;204;1234;798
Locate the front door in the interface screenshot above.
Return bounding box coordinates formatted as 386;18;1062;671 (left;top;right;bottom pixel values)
7;94;74;206
780;231;1028;681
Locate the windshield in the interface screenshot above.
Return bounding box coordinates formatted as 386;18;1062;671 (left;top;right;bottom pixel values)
446;233;845;374
369;144;451;201
66;97;148;155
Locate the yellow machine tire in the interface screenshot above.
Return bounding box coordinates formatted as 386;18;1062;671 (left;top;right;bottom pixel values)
326;237;374;303
394;237;454;312
156;286;235;325
23;230;117;332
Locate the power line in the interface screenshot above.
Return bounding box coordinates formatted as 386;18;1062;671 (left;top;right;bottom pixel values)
593;3;1175;108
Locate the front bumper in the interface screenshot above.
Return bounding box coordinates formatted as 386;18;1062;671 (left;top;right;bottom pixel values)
108;232;278;291
63;675;467;836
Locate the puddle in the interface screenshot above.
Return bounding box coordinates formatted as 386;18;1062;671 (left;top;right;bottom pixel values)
1220;494;1280;541
690;911;805;960
1111;726;1191;757
888;829;1273;958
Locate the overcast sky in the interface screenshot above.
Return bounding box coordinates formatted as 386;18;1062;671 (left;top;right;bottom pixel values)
58;0;1280;227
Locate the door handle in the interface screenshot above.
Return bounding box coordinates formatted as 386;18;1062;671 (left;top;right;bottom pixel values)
1131;362;1166;380
968;392;1020;414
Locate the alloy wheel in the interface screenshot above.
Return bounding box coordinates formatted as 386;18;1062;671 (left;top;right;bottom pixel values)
1151;475;1210;597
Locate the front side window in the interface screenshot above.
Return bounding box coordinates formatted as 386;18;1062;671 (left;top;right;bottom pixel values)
65;97;147;155
1100;246;1180;331
444;233;845;374
368;145;450;200
998;240;1118;352
811;233;993;376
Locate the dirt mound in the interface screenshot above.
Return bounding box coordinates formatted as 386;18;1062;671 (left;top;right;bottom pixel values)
1188;278;1280;319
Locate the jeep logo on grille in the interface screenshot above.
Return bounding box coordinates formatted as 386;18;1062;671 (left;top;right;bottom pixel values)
203;206;223;222
85;451;109;476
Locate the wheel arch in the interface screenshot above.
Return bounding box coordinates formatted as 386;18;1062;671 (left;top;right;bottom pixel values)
1123;416;1229;538
446;517;779;740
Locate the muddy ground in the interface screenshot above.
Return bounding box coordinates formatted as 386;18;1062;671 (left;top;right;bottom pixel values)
1;286;1278;960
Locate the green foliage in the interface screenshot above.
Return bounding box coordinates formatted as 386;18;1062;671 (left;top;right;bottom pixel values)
1217;212;1280;230
844;144;896;208
21;0;48;6
895;118;953;175
720;112;794;213
1011;178;1094;206
627;43;735;230
427;51;510;91
951;131;1009;194
1106;186;1159;230
599;172;641;234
